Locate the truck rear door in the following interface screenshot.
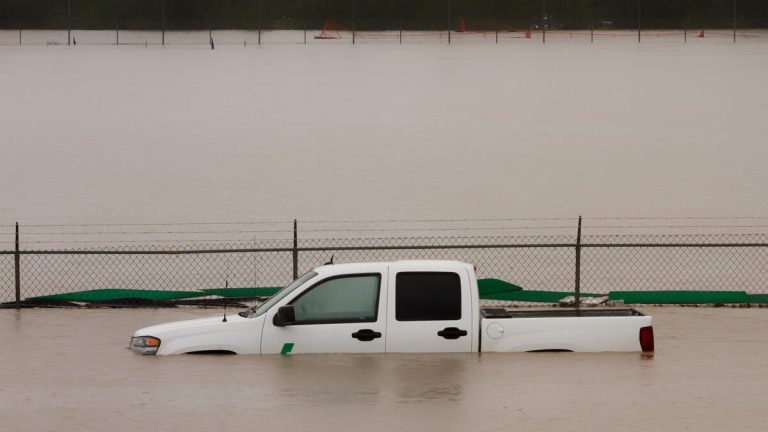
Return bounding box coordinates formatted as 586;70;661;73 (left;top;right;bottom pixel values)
385;265;473;353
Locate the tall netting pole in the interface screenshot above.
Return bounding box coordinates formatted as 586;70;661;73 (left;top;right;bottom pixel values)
162;0;165;45
637;0;642;43
448;0;451;44
302;0;306;44
732;0;736;43
352;0;356;45
116;0;120;46
542;0;547;44
590;0;594;43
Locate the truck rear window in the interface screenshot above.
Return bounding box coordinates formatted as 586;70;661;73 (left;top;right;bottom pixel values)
395;272;461;321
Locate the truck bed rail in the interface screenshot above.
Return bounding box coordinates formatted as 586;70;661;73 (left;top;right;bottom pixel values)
481;308;646;319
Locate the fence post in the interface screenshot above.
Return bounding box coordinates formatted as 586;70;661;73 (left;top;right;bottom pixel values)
258;0;262;45
292;219;299;279
15;222;21;309
67;0;71;46
574;216;582;310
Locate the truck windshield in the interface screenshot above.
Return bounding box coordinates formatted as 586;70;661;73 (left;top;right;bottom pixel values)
241;270;318;318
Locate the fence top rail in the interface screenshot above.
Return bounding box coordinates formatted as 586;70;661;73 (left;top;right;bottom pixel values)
2;242;768;255
581;242;768;248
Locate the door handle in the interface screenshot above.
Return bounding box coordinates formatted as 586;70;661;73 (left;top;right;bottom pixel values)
437;327;468;340
351;329;382;342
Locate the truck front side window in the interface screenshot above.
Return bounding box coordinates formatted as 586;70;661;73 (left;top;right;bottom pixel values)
290;274;381;324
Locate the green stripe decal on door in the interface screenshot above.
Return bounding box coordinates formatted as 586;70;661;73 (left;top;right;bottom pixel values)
280;343;295;356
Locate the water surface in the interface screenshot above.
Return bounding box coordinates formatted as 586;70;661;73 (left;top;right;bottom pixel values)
2;38;767;228
1;306;767;431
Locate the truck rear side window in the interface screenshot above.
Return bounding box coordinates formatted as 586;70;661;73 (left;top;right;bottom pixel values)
395;272;461;321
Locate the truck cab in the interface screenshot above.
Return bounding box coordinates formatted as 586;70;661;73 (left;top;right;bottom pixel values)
261;261;479;354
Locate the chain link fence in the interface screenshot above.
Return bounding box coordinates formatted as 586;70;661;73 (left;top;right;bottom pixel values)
12;243;294;300
3;231;768;305
582;234;768;295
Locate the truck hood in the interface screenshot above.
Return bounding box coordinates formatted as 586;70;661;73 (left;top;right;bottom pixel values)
132;312;263;355
133;314;247;340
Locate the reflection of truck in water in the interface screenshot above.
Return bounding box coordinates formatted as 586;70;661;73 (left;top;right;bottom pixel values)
130;261;654;355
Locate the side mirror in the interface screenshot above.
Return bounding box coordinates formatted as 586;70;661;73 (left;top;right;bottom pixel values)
273;305;296;327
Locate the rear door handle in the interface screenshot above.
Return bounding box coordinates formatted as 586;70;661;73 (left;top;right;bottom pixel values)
437;327;468;340
351;329;382;342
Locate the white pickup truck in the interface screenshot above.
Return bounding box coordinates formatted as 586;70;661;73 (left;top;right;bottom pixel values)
130;261;654;355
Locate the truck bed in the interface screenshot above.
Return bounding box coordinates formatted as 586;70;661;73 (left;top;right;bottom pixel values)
481;308;646;319
480;308;653;352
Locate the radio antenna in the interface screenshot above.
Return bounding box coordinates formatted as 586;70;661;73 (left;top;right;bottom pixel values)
222;279;228;322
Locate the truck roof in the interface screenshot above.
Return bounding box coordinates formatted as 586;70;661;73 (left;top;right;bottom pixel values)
312;260;474;275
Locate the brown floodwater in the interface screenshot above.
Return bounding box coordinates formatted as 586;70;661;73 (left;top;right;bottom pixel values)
2;40;768;227
1;306;767;431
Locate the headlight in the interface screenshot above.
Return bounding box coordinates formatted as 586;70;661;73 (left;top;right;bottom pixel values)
131;336;161;355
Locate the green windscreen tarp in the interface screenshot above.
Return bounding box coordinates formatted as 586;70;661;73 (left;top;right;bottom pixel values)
30;289;207;302
202;287;282;298
481;290;599;303
22;283;764;305
608;290;751;304
28;287;283;302
478;278;523;297
747;294;768;303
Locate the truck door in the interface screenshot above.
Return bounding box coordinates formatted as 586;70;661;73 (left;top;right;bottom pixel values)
386;266;473;353
261;267;388;354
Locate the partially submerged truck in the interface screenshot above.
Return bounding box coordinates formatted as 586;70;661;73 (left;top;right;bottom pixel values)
130;261;654;355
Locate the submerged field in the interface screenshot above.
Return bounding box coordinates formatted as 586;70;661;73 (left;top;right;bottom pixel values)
2;33;768;225
1;306;767;431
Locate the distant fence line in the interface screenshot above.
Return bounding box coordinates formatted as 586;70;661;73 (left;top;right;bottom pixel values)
3;28;768;47
1;0;767;46
2;218;768;306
